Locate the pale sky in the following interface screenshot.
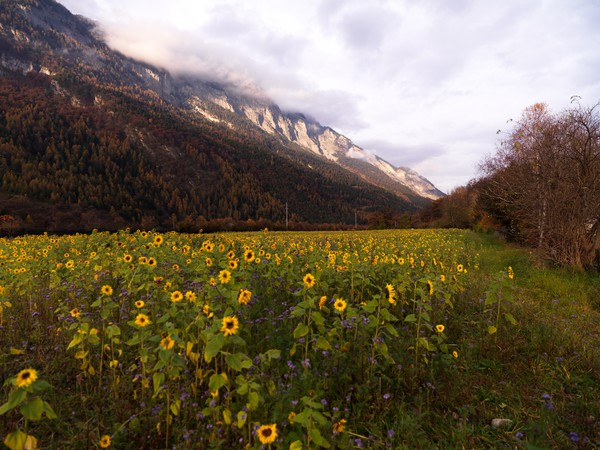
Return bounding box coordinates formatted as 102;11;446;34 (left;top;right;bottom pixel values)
59;0;600;193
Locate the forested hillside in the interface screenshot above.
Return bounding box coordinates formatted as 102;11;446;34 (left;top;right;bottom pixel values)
0;72;415;232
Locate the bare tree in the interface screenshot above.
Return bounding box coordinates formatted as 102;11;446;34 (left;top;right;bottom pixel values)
481;101;600;269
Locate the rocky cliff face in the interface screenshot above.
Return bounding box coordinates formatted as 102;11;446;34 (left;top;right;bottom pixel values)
180;89;444;200
0;0;444;202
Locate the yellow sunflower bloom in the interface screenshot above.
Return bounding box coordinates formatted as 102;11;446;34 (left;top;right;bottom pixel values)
333;298;347;312
99;435;111;448
218;270;232;284
244;249;255;263
170;290;183;303
256;423;278;445
15;368;38;388
160;336;175;350
436;324;445;333
303;273;316;288
101;285;113;296
237;289;252;305
135;313;151;327
385;284;396;305
220;316;239;336
333;418;347;434
318;295;327;310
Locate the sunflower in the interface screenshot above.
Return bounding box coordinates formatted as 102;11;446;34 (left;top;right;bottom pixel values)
205;257;213;267
70;307;81;318
427;280;434;296
101;285;113;296
440;274;446;283
228;259;238;270
160;335;175;350
385;284;396;305
457;264;464;273
147;257;157;267
244;249;255;263
220;316;239;336
436;324;445;333
202;304;214;318
452;350;459;358
218;270;232;284
256;423;278;445
303;273;316;289
172;263;180;272
154;235;164;246
99;435;111;448
134;300;145;309
185;291;197;302
227;250;236;259
318;295;327;310
332;418;347;434
135;313;151;327
237;289;252;305
65;260;74;269
15;368;38;388
170;290;183;303
333;298;347;312
123;254;133;263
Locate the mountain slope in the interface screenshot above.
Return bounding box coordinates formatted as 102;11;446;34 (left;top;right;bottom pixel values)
0;0;441;231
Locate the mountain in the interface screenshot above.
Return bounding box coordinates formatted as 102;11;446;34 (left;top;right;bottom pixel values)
0;0;443;232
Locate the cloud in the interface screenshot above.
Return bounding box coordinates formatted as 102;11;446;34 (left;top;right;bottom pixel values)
57;0;600;192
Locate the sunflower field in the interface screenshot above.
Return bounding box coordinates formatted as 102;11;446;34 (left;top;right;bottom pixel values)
0;229;598;449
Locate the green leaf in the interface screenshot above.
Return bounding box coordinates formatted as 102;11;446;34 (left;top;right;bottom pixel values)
293;323;309;339
0;388;27;415
222;408;232;425
362;300;378;313
4;430;26;450
170;399;181;416
309;427;330;448
42;401;57;420
504;313;518;325
315;336;332;351
153;372;165;397
248;391;259;410
368;314;380;327
106;324;121;338
225;353;253;372
484;292;496;306
204;333;225;363
384;323;399;337
265;349;281;361
67;334;83;350
208;373;227;393
311;311;325;327
236;410;248;428
20;396;44;421
290;440;303;450
125;335;140;346
404;314;417;323
293;409;310;427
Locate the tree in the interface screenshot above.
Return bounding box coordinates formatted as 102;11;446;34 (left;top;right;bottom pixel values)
481;101;600;269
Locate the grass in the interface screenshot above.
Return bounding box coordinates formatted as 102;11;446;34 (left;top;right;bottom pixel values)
0;229;598;449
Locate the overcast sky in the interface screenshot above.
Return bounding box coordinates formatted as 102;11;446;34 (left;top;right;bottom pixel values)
59;0;600;193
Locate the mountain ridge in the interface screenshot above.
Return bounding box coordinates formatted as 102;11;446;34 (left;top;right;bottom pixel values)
0;0;442;232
